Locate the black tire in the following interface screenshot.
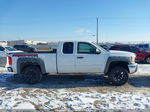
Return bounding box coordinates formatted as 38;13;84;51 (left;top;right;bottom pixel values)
145;56;150;64
108;67;128;86
22;66;42;84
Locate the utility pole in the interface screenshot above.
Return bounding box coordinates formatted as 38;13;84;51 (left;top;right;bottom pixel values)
96;17;99;44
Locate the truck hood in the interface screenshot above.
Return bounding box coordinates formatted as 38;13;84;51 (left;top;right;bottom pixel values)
109;50;136;57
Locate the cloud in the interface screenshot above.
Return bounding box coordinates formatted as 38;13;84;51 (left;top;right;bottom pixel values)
75;28;92;34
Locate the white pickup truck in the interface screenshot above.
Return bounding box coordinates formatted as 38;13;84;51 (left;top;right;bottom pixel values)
6;41;138;86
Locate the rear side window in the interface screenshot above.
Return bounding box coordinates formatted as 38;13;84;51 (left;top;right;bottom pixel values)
17;45;21;48
130;46;139;52
14;45;21;48
23;45;27;48
109;46;118;50
139;45;143;48
144;44;149;48
63;42;73;54
18;45;26;48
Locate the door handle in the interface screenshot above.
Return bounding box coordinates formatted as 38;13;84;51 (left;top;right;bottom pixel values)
77;57;84;59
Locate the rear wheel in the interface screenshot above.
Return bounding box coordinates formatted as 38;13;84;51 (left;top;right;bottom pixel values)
145;56;150;64
22;66;42;84
108;67;128;86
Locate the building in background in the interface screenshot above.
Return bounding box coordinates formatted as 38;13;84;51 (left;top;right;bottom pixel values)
25;40;48;45
1;40;149;47
0;40;49;46
7;40;25;46
0;40;25;46
0;41;7;46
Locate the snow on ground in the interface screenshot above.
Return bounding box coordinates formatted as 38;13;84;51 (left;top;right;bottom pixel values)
135;64;150;75
0;67;7;73
0;88;150;110
0;64;150;110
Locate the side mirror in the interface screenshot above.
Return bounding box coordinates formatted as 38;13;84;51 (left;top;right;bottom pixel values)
96;49;101;54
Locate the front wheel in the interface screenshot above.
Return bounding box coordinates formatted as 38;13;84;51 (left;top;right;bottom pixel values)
108;67;129;86
145;56;150;64
22;66;42;84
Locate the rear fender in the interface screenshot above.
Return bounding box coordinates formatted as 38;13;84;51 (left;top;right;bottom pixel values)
17;58;46;74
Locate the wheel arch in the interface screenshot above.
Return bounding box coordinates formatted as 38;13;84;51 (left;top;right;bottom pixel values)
145;55;150;63
17;58;46;75
145;55;150;60
104;56;130;74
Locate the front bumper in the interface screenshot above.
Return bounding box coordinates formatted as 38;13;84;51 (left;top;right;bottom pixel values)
128;63;138;74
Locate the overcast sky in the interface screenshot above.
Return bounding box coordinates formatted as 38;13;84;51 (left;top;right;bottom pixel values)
0;0;150;42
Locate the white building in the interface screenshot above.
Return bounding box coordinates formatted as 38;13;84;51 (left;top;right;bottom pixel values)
0;40;49;46
25;40;48;45
0;41;7;46
0;40;25;46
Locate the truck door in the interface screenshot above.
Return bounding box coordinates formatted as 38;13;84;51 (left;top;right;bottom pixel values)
75;42;105;73
57;42;75;73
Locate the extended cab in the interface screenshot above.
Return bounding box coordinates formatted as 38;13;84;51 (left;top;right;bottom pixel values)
6;41;138;86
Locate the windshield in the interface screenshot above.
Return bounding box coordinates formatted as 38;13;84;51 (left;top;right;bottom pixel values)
5;47;17;51
92;42;109;52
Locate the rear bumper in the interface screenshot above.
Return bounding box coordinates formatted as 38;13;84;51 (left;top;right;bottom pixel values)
128;63;138;74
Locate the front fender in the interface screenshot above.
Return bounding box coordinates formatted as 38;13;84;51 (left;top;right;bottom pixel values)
104;56;130;74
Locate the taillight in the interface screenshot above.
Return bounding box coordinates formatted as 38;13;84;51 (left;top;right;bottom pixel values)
8;56;12;65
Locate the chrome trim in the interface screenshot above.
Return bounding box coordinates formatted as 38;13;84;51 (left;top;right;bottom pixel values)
128;63;138;74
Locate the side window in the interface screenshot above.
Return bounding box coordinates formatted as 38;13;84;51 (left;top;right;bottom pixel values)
23;45;26;48
109;46;117;50
63;42;73;54
139;45;143;48
120;47;130;51
78;42;97;54
144;44;148;48
17;45;21;48
0;47;4;51
130;46;139;52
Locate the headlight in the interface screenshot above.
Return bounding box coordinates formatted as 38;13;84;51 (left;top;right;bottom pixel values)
130;56;135;64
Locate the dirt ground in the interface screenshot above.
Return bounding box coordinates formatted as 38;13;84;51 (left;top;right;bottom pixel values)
1;73;150;93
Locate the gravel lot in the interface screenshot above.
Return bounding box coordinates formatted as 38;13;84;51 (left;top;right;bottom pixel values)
0;64;150;111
